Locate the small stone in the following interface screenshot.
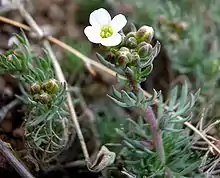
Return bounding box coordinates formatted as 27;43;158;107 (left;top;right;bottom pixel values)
0;119;13;133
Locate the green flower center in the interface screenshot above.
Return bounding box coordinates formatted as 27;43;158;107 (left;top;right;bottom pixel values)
100;25;113;38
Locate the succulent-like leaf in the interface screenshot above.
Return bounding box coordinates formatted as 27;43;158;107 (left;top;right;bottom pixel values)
157;94;164;120
121;90;136;107
107;94;129;107
168;86;178;110
111;86;122;100
96;52;116;68
178;82;188;110
136;89;145;105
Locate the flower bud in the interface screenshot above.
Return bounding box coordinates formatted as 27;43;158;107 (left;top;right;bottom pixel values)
136;25;154;43
131;52;140;62
125;32;136;39
30;83;41;94
137;41;148;49
42;79;59;94
106;52;116;63
116;51;132;67
138;43;153;57
39;92;52;104
119;47;130;52
125;37;137;48
33;94;39;101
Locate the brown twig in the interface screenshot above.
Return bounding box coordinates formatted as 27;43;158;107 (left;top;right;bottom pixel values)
0;140;35;178
0;11;219;156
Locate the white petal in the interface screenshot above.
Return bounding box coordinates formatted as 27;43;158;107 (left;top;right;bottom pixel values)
100;33;122;46
110;14;127;32
84;26;102;43
89;8;111;27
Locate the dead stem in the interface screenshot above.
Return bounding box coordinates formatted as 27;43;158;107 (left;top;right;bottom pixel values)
0;140;35;178
0;7;220;158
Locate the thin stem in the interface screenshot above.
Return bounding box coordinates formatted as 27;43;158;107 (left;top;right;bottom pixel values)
146;107;165;164
184;122;220;154
0;99;20;122
15;2;90;163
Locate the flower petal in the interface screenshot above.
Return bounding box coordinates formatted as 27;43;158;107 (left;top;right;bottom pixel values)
84;26;102;43
89;8;111;27
100;33;122;46
110;14;127;32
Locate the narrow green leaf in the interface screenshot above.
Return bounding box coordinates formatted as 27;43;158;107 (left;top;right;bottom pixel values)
157;94;164;119
121;90;136;107
123;140;135;149
136;89;145;105
168;86;178;110
107;94;129;107
178;83;188;110
112;86;122;99
96;52;116;69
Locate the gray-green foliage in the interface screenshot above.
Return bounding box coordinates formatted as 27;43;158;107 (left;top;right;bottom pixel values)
0;33;73;164
112;84;202;177
93;19;204;176
125;0;220;92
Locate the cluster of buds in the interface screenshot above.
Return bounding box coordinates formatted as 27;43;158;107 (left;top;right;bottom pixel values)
30;79;60;105
107;25;154;68
158;15;188;32
157;15;188;43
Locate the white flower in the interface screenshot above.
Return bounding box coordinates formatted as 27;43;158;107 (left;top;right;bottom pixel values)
84;8;127;47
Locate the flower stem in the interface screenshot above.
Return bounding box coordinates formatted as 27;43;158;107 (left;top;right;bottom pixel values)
146;107;165;164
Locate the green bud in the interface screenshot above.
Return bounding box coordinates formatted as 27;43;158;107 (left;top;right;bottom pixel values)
131;52;140;61
33;94;39;101
30;83;41;94
138;43;153;57
42;79;59;94
119;47;130;52
136;25;154;43
116;51;132;67
39;92;52;104
125;37;137;48
137;41;148;49
124;32;136;43
125;32;136;39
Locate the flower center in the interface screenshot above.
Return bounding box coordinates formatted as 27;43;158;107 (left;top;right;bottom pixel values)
100;25;113;38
